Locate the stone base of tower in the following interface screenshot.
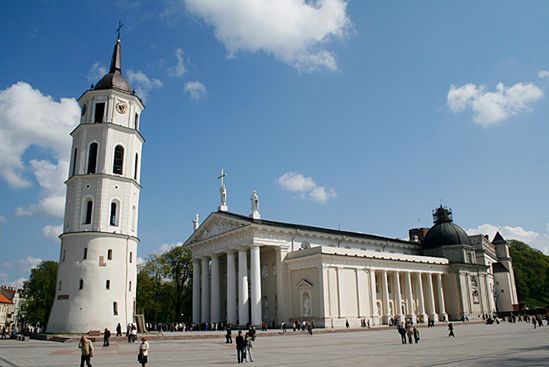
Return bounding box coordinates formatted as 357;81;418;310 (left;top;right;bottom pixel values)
47;233;138;334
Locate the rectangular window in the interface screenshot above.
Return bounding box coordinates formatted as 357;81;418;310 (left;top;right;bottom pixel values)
135;113;139;129
62;249;66;262
129;252;133;263
84;200;93;224
94;103;105;123
83;248;88;260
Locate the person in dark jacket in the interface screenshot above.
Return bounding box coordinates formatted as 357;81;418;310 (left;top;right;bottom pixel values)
398;325;407;344
103;328;111;347
225;326;232;343
448;323;455;337
235;331;245;364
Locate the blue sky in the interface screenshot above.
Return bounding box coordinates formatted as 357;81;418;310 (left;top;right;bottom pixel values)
1;0;549;286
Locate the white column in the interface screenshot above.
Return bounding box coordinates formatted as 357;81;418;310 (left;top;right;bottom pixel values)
226;251;237;325
370;270;378;324
210;254;220;323
415;272;427;323
238;248;249;326
192;257;201;323
436;273;447;321
394;271;404;321
425;273;438;322
201;256;210;323
404;271;416;323
381;270;390;324
250;245;262;326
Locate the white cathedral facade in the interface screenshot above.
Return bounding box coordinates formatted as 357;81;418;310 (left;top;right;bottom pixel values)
186;192;519;328
48;35;143;333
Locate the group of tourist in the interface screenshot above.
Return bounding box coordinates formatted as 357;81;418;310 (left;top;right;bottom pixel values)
396;322;421;344
79;334;149;367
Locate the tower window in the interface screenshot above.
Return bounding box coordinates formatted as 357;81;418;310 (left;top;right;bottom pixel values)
87;143;98;174
72;148;78;176
94;102;105;123
79;279;84;290
113;302;118;316
83;248;88;260
134;153;139;180
84;200;93;224
113;145;124;174
110;202;118;226
62;249;66;262
106;280;110;290
58;281;62;291
131;205;137;232
108;249;112;260
129;281;132;292
129;252;133;263
135;113;139;130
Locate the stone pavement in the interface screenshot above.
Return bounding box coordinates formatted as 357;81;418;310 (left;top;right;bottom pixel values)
0;321;548;366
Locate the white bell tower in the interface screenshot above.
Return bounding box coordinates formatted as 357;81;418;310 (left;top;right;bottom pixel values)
47;34;144;333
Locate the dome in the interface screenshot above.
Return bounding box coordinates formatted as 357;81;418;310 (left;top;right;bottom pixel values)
422;206;471;250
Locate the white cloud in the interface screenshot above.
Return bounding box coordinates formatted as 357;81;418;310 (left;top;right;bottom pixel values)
277;171;336;203
15;207;32;217
467;223;549;255
447;82;543;127
155;241;183;254
42;224;62;241
87;62;107;83
127;70;163;102
19;256;42;274
184;0;351;72
0;215;6;224
169;48;186;78
0;82;79;219
538;70;549;79
184;81;206;100
137;257;145;265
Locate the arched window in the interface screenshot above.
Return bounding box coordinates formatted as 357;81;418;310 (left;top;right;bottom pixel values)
113;302;118;316
58;281;62;291
129;252;133;263
129;281;132;292
135;113;139;130
110;202;118;226
106;280;110;290
72;148;78;176
107;249;112;260
113;145;124;174
79;279;83;290
84;199;93;224
87;143;98;174
134;153;139;180
62;249;66;262
83;248;88;260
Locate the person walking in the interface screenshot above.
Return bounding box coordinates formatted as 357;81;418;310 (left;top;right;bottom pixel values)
236;331;245;364
398;325;406;344
413;327;420;343
307;322;313;336
116;323;122;337
245;331;254;362
225;325;232;343
448;322;455;337
138;337;149;367
103;328;111;347
78;336;94;367
406;325;413;344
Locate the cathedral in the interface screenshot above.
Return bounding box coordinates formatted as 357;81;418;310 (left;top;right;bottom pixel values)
185;191;519;328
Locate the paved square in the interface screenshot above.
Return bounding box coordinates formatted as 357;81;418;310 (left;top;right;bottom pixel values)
0;322;548;366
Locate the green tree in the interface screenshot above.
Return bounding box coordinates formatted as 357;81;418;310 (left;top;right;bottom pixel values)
509;240;549;307
22;261;58;329
136;246;193;323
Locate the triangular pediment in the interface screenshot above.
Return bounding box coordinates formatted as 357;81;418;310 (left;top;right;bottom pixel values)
185;212;250;245
297;279;313;288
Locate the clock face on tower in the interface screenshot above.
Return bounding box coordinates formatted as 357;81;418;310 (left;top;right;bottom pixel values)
116;101;128;114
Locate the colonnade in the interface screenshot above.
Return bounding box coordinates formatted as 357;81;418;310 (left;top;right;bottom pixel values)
373;270;446;323
192;246;262;326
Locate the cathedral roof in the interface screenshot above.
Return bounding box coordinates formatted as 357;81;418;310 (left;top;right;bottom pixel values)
93;37;133;94
208;211;416;246
422;206;471;250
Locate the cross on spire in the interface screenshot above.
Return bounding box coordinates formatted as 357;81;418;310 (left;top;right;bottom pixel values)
218;168;227;187
116;20;124;41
